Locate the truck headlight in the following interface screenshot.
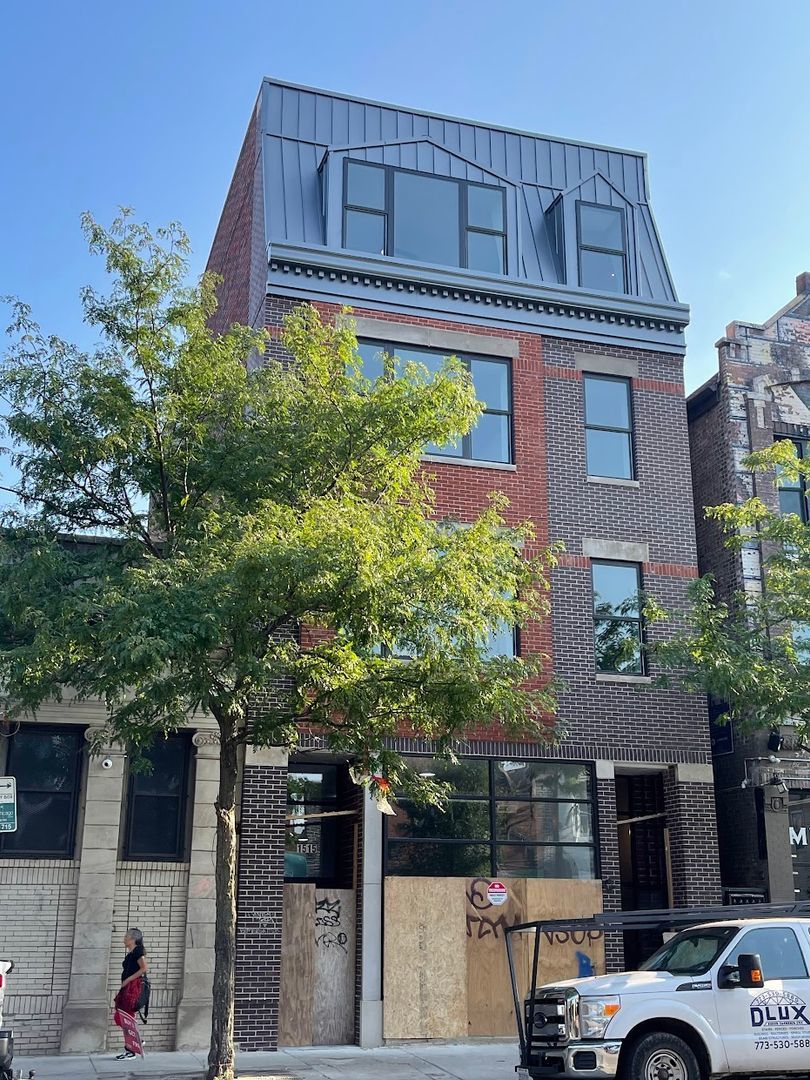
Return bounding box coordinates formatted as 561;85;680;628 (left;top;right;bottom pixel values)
579;996;621;1039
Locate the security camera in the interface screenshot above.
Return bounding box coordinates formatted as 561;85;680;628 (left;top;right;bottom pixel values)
741;778;749;789
101;757;113;770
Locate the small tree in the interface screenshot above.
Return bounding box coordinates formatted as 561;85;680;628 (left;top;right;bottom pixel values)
0;214;561;1080
650;440;810;743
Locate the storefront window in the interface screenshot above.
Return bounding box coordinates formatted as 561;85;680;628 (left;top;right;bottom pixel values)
386;757;596;879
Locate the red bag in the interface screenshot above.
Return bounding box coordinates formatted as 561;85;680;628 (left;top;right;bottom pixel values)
113;1008;144;1057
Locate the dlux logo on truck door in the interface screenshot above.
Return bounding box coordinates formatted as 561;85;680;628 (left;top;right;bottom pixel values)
750;990;810;1030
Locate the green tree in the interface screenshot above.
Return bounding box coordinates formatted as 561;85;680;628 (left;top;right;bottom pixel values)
0;213;561;1080
650;440;810;743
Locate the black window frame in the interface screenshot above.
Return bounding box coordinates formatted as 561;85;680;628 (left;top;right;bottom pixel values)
776;436;810;522
358;337;514;465
0;724;85;859
591;559;645;675
342;159;507;275
285;762;341;887
122;732;193;863
576;200;628;294
583;372;636;480
384;757;599;880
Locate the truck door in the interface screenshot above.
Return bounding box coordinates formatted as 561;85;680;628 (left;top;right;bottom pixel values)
715;924;810;1072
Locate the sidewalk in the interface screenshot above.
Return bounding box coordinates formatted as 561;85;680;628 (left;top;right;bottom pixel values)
13;1042;519;1080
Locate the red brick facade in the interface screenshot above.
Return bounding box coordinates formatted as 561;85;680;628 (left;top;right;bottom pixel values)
205;87;721;1049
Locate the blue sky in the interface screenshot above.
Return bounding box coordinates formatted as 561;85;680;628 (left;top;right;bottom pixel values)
2;0;809;392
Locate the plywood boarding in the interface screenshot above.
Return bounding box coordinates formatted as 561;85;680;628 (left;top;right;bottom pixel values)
383;877;468;1040
526;878;605;987
466;876;527;1036
313;888;356;1044
278;883;315;1046
383;875;604;1040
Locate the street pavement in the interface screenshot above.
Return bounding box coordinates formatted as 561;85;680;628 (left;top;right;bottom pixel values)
13;1041;519;1080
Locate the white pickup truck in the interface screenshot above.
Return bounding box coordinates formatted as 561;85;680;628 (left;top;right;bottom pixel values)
514;913;810;1080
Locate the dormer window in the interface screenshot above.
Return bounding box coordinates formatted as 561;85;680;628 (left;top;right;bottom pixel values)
343;160;506;275
577;202;627;294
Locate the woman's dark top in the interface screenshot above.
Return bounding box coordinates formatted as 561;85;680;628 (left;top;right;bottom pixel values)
121;944;145;983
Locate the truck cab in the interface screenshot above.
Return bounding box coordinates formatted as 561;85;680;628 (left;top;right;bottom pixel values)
510;907;810;1080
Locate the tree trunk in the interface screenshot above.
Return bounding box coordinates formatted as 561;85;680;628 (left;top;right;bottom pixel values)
206;720;239;1080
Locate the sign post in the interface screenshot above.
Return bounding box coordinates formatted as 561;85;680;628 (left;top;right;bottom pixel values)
0;778;16;834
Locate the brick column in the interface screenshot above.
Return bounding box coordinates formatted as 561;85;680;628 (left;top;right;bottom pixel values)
663;764;721;906
234;745;287;1050
595;762;624;971
60;727;125;1052
175;730;221;1049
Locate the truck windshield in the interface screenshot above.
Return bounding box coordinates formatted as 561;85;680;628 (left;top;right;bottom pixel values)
638;926;739;976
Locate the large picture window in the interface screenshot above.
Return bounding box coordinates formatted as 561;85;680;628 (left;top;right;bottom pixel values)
386;757;596;879
592;561;644;674
0;725;84;858
344;160;507;275
123;733;192;861
357;340;513;464
577;202;627;294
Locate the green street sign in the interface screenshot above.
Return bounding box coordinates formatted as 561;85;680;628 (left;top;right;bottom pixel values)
0;777;17;833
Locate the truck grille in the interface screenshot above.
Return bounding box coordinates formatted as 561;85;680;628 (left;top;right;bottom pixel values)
526;994;567;1044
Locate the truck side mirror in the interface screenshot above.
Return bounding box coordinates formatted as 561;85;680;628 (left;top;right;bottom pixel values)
718;963;739;988
738;953;765;989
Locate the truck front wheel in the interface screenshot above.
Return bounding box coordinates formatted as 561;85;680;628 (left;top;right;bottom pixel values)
625;1032;703;1080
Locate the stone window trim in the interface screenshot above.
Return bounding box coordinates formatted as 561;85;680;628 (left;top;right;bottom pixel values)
595;673;653;685
582;537;650;563
345;316;519;359
574;352;639;378
422;454;517;472
586;475;640;489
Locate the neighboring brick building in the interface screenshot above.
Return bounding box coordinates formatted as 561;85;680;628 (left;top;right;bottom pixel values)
687;273;810;907
0;79;720;1056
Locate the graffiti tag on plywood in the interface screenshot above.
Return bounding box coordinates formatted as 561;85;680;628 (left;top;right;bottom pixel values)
314;895;349;952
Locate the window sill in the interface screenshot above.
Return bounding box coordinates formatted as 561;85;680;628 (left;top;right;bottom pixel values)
422;455;517;472
595;673;652;685
586;475;640;489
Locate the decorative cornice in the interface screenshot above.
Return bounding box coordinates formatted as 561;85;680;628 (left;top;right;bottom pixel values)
267;243;690;338
84;725;125;754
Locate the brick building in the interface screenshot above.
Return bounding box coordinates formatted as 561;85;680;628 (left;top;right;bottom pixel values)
687;272;810;907
0;79;720;1056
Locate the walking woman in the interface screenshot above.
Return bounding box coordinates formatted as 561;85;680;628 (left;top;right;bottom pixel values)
114;928;148;1060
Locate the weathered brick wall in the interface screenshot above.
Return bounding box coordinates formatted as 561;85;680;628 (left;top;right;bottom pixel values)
0;860;78;1053
206;98;266;336
234;760;286;1050
687;386;743;598
106;863;189;1052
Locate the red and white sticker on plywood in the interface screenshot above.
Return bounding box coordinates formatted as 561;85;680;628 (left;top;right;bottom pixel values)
487;880;508;906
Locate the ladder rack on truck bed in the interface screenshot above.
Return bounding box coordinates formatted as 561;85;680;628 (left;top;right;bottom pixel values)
504;900;810;1068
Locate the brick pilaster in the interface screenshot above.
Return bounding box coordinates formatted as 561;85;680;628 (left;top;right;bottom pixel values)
663;766;722;906
234;747;288;1050
595;770;624;971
